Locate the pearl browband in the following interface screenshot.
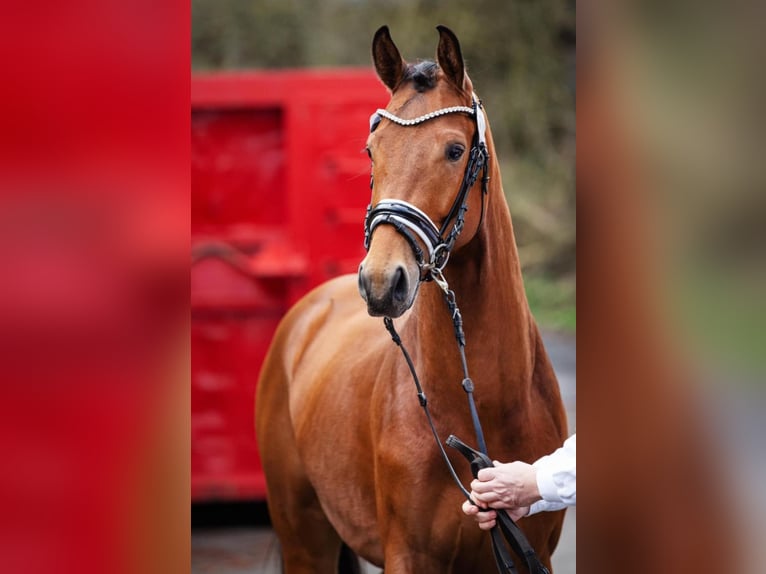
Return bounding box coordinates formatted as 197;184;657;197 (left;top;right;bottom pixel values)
374;105;475;127
369;93;487;148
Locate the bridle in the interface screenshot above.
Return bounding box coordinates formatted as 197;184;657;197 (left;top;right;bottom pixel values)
364;94;490;280
363;96;550;574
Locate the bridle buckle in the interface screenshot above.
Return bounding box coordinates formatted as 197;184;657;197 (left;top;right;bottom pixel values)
431;243;450;272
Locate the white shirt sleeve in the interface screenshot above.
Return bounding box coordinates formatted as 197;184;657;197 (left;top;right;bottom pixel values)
527;433;576;516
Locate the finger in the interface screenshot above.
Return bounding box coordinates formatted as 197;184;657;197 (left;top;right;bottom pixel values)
475;508;497;526
469;495;492;513
462;500;477;515
467;494;489;513
470;478;495;493
473;491;499;505
476;467;496;481
478;517;497;531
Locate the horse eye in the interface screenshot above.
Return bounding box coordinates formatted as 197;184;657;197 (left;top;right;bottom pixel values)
365;147;373;161
446;144;465;162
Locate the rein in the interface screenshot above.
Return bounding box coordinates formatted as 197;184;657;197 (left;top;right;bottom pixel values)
364;96;550;574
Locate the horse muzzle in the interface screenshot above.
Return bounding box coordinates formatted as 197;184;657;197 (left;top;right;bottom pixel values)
358;260;418;318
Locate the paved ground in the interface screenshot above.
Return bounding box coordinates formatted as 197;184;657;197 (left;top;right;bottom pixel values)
192;331;576;573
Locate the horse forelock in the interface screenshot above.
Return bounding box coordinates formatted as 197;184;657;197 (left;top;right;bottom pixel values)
396;59;472;105
403;60;439;93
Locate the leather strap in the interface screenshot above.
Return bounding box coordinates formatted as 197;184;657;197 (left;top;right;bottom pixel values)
384;314;550;574
448;435;550;574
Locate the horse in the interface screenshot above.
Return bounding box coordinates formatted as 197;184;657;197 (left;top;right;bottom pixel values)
255;25;568;573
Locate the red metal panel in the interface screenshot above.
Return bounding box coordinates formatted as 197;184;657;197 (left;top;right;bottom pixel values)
191;70;387;501
192;108;286;230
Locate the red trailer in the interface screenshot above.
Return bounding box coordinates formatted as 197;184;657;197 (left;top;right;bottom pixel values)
191;70;387;501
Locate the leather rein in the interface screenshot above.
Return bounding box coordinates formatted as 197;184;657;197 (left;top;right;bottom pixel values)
364;96;550;574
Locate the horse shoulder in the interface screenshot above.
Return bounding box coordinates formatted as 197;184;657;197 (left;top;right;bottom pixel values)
270;274;389;561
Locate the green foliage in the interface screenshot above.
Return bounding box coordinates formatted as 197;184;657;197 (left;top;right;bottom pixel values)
524;275;576;333
672;265;766;381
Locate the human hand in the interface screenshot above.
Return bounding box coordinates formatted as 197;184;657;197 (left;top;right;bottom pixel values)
461;498;530;530
469;460;541;509
461;498;497;530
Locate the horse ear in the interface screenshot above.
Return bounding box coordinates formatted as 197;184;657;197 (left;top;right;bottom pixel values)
372;25;406;92
436;25;466;92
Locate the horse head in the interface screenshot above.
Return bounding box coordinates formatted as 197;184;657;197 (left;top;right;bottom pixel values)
358;25;489;318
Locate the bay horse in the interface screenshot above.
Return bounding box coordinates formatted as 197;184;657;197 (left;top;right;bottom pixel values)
256;25;567;573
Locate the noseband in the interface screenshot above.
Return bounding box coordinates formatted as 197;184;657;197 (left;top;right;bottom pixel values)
363;94;490;280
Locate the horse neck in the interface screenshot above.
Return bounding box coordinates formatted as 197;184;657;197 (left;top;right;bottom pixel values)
408;155;536;399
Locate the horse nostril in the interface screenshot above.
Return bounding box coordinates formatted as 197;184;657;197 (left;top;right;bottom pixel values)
391;266;409;304
358;265;371;302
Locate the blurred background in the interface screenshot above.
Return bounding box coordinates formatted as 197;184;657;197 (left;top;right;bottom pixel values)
576;2;765;573
1;0;763;573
